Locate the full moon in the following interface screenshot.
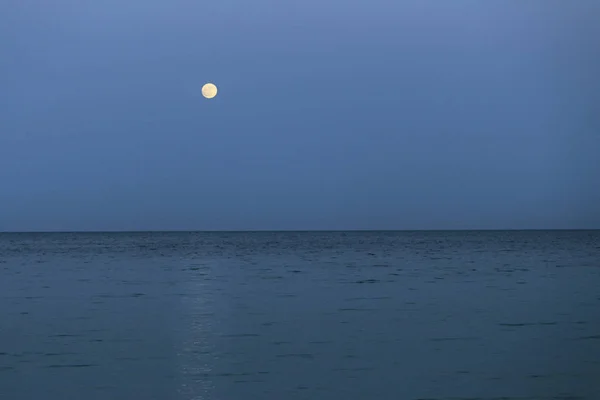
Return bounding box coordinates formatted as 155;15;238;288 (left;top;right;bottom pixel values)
202;83;218;99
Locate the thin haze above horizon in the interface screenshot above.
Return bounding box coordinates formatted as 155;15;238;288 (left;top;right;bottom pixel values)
1;0;599;232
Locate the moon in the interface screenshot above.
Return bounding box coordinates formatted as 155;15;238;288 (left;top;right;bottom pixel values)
202;83;218;99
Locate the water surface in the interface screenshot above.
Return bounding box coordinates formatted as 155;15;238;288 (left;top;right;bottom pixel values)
1;230;599;399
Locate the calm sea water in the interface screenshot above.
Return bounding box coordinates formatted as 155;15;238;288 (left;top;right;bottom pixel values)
1;230;599;400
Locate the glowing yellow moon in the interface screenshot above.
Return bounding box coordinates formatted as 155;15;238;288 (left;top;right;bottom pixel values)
202;83;218;99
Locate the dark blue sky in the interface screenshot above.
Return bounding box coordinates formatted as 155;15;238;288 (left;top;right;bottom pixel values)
1;1;599;231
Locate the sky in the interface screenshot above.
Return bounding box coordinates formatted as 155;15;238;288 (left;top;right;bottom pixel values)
1;0;599;232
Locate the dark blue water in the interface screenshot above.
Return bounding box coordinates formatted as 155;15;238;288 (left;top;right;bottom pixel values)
1;230;599;400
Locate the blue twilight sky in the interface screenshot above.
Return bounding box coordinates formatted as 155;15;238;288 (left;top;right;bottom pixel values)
1;1;599;231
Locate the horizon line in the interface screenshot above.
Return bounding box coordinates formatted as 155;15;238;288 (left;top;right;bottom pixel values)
1;228;599;234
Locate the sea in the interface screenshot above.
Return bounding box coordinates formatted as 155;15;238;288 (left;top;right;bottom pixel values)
1;230;599;400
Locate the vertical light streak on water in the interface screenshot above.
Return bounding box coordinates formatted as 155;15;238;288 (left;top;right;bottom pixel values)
176;263;217;400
